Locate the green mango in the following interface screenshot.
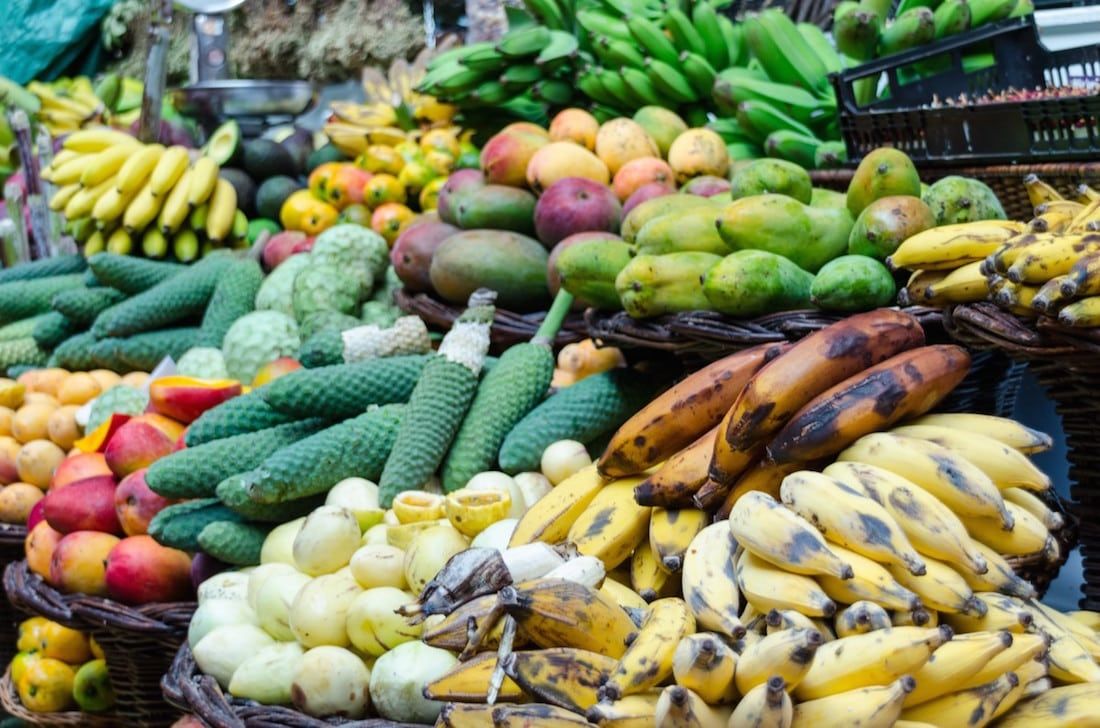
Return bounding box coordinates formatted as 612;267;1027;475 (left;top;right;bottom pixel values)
621;194;714;242
810;187;849;210
846;148;922;218
811;255;898;311
922;175;1007;225
730;159;813;204
634;206;731;256
703;250;814;316
556;239;633;310
454;184;537;234
615;252;722;318
848;195;935;260
716;194;853;273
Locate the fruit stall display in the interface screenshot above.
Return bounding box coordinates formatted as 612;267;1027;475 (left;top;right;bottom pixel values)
154;308;1099;727
0;617;115;722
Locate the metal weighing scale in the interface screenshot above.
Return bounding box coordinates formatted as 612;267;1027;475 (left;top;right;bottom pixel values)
170;0;316;136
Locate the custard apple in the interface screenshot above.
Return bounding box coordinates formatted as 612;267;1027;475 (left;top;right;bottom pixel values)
222;311;301;382
299;310;362;340
360;300;401;327
371;266;403;305
255;253;311;317
177;347;230;380
292;263;359;323
312;224;389;295
87;385;149;433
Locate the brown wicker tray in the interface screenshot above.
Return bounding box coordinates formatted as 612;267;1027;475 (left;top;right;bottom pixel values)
947;302;1100;608
810;163;1100;223
585;306;1025;418
394;288;587;350
164;642;421;728
0;666;116;727
4;559;194;727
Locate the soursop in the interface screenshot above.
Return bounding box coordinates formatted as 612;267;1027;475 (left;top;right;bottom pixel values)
223;311;301;382
360;300;401;327
299;310;362;340
177;347;230;380
311;224;389;296
292;263;359;322
371;266;403;305
255;253;310;317
86;385;149;433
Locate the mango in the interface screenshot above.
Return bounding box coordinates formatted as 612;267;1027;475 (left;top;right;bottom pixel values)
846;147;921;217
103;414;185;478
49;531;120;596
730;159;813;204
534;177;621;247
667;129;730;184
848;195;935;260
43;477;122;534
105;534;192;604
621;194;715;242
595;118;660;176
624;183;675;217
556;238;633;310
149;376;243;424
702;250;814;316
549;109;599;150
454;184;537;234
810;255;897;311
50;452;112;490
635;206;730;256
436;169;484;225
480;129;548;187
430;230;549;310
681;176;731;197
716;194;853;273
615;252;721;318
391;218;459;293
526;142;611;193
922;175;1007;225
633;107;689;158
810;187;848;209
612;158;676;202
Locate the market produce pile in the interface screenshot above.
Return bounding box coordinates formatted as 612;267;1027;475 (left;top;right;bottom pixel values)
9;618;114;714
420;3;848;168
891;176;1100;320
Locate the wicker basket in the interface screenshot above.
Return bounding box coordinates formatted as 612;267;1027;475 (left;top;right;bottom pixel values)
0;522;26;670
947;302;1100;607
810;163;1100;222
0;666;116;727
394;288;586;351
163;642;422;728
585;306;1025;417
4;559;193;727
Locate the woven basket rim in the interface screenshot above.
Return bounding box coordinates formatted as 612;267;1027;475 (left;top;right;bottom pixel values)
810;161;1100;177
3;559;194;636
0;521;26;548
945;302;1100;358
166;642;423;728
0;665;116;727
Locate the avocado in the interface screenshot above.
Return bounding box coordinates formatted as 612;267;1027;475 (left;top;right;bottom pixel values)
219;168;258;216
203;120;242;166
242;138;298;181
306;144;347;173
279;127;313;174
256;175;303;221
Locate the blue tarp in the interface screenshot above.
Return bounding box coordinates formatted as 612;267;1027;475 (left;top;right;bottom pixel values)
0;0;114;83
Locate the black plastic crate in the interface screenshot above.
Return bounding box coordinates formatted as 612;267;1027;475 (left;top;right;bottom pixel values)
832;16;1100;164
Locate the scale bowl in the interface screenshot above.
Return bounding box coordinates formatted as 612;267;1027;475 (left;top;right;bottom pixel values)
171;80;316;131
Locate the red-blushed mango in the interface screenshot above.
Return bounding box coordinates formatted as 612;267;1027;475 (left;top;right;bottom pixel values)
252;358;302;388
526;142;611;194
105;535;192;604
612;157;676;202
668;129;730;184
43;477;122;535
115;468;178;537
391;218;459;293
50;452;113;490
623;183;675;217
681;175;733;197
49;531;120;596
547;232;623;299
595;118;660;176
549;109;600;150
103;415;185;478
436;169;484;225
480;129;549;188
26;520;62;579
149;376;242;424
533;177;622;248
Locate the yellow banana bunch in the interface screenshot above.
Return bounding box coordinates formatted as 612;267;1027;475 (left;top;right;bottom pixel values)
330;100;399;128
906;413;1052;453
729;491;854;580
734;627;825;694
920;260;990;304
671;633;738;704
423;652;524;703
817;543;923;612
187;156;219;207
116;143;164;194
510;464;605;547
955;631;1047;690
901;672;1019;727
122;181;164;232
886;555;984;615
792;675;915;728
502;579;639;659
149;146;190;196
79;144;135;187
794;625;951;700
601;598;694;700
889;424;1051;492
888;220;1027;270
585;692;660;727
943;592;1034;634
566;478;650;570
654;685;732;728
629;540;677;602
728;677;792;728
680;523;744;638
779;470;927;576
964;502;1054;558
503;647;616;713
904;630;1014;705
735;549;837;618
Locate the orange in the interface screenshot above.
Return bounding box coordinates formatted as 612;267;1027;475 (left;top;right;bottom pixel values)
18;657;75;712
10;651;41;685
279;189;319;230
17;617;49;652
38;621;91;664
358;145;404;176
371;203;416;245
307;162;343;202
297;199;339;236
364;174;407;208
326;165;372;210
